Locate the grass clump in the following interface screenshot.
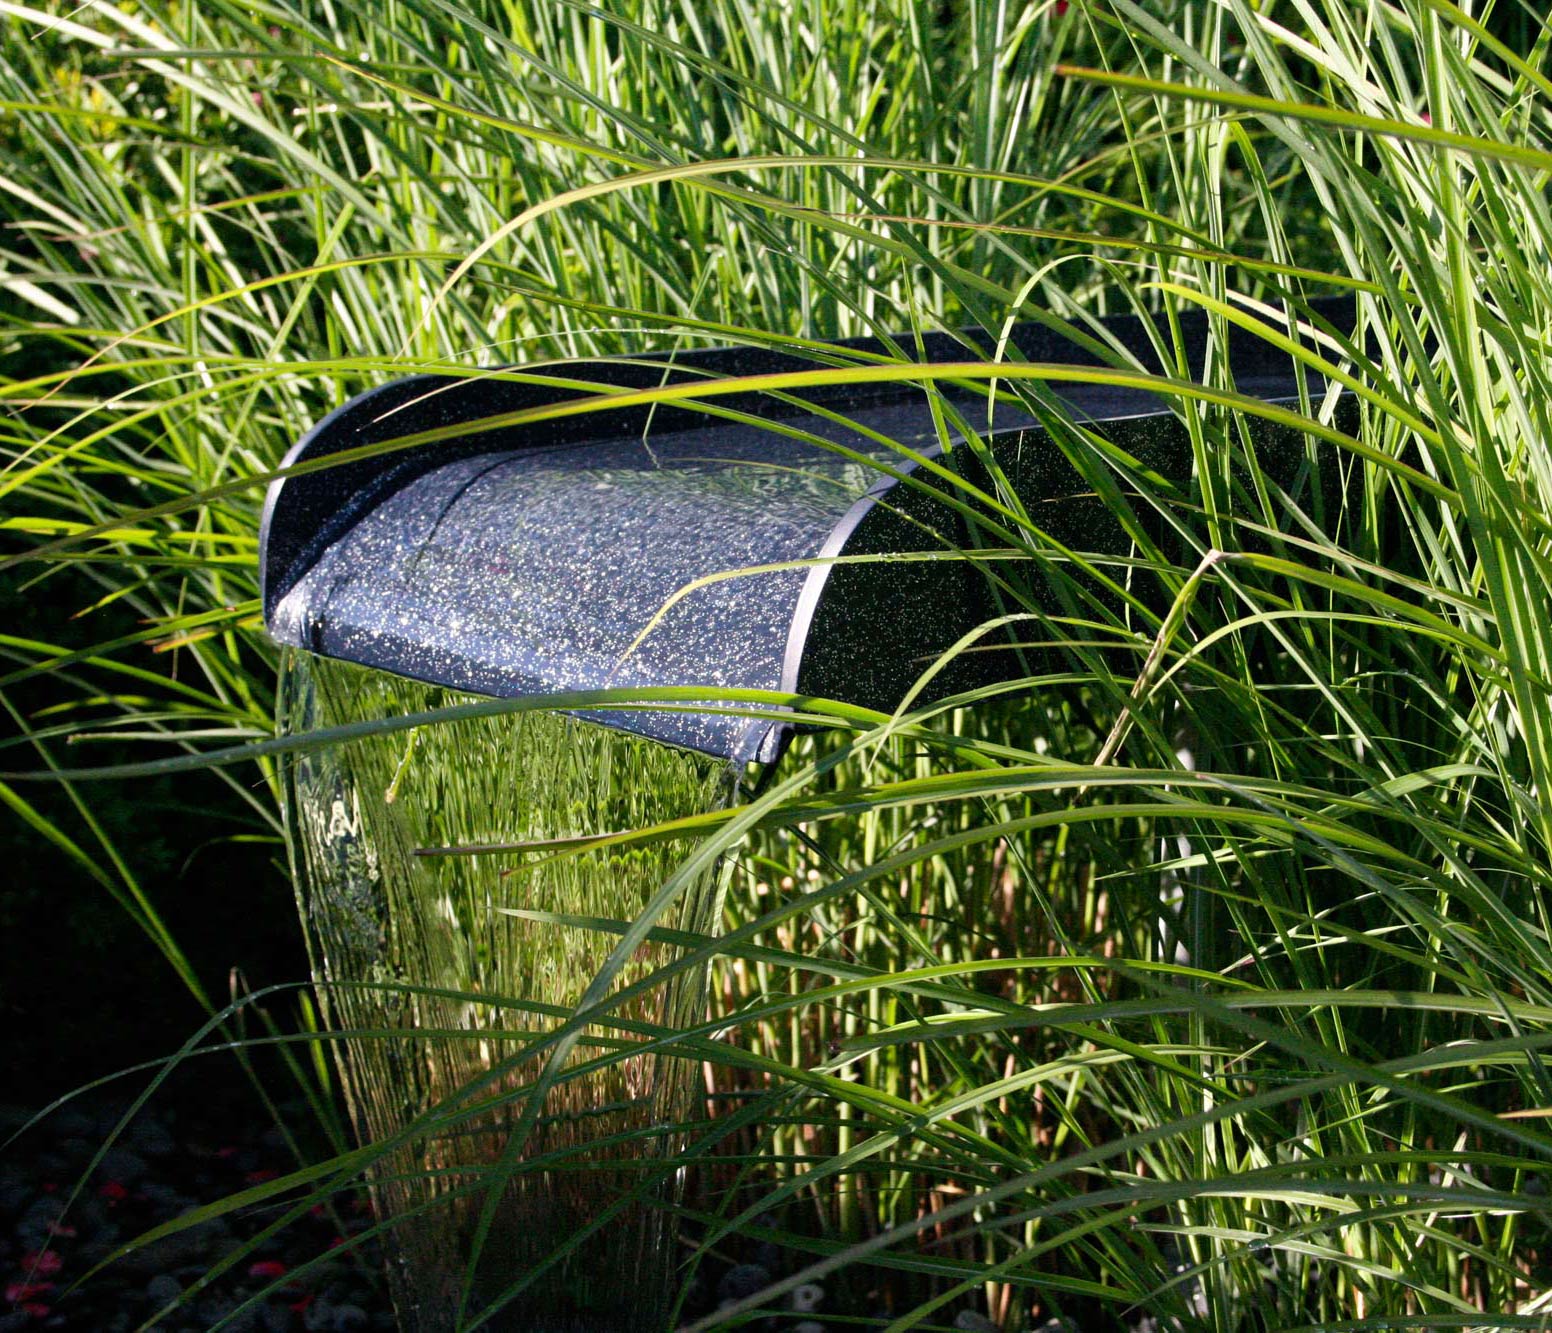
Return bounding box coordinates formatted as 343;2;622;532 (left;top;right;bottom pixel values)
3;0;1552;1328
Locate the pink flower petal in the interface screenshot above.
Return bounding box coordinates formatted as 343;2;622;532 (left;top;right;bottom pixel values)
247;1259;289;1281
20;1252;62;1277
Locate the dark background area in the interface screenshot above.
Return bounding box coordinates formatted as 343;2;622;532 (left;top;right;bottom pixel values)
0;563;309;1109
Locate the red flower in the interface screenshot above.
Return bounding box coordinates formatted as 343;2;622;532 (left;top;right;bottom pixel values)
98;1180;129;1203
21;1305;52;1321
247;1259;289;1281
1055;0;1069;12
20;1252;62;1277
5;1282;56;1303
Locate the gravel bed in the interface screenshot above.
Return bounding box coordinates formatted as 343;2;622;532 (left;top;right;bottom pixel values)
2;1098;1165;1331
0;1097;392;1332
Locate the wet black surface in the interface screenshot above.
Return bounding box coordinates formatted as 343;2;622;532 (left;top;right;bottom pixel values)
262;303;1353;764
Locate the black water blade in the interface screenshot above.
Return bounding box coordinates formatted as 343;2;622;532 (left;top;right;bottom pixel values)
260;300;1355;764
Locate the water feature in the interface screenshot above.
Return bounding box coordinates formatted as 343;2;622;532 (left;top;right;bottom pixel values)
262;302;1355;1329
278;651;734;1331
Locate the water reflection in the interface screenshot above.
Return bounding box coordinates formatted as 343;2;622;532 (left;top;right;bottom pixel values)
279;652;733;1331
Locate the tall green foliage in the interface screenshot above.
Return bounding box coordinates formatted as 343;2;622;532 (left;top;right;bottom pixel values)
4;0;1551;1327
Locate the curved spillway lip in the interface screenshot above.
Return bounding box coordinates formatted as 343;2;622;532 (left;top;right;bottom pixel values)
772;391;1250;730
777;446;939;722
262;301;1358;766
259;363;978;767
258;374;445;627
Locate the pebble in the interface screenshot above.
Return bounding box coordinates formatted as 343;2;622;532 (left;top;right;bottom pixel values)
51;1111;96;1140
260;1305;296;1333
198;1296;261;1333
15;1198;67;1249
93;1103;135;1139
749;1211;782;1272
138;1182;196;1212
100;1148;151;1185
145;1272;182;1307
954;1313;999;1331
31;1153;67;1181
74;1198;111;1232
790;1282;824;1313
716;1262;771;1303
121;1218;233;1274
230;1148;263;1175
331;1305;369;1332
128;1117;177;1158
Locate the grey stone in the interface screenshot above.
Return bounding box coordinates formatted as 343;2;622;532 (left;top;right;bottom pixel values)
120;1218;231;1274
260;1305;296;1333
99;1148;150;1186
74;1199;111;1232
790;1282;824;1313
204;1293;263;1333
137;1182;193;1211
32;1153;67;1181
92;1103;135;1138
127;1117;176;1159
953;1313;998;1332
15;1197;66;1249
716;1262;771;1303
331;1306;369;1333
50;1111;95;1140
0;1178;30;1218
145;1272;183;1307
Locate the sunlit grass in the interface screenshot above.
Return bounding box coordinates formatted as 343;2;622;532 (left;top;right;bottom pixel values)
4;0;1552;1328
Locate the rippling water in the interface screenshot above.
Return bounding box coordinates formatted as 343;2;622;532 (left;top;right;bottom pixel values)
278;652;734;1330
